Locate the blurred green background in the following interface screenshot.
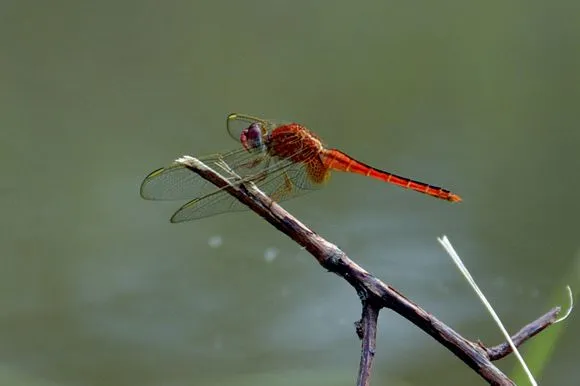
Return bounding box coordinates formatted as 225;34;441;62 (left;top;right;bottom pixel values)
0;1;578;385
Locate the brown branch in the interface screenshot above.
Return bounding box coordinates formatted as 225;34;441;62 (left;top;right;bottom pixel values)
355;301;380;386
178;156;562;385
484;307;561;361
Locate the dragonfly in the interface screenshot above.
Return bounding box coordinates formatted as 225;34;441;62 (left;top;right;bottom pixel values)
140;113;461;222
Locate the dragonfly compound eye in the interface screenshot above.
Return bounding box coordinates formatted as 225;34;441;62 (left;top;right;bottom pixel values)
240;123;265;151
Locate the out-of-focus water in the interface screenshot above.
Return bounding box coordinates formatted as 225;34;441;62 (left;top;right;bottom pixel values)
0;1;578;385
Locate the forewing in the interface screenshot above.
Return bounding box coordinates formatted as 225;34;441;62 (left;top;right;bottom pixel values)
140;148;275;201
226;113;285;143
170;158;321;222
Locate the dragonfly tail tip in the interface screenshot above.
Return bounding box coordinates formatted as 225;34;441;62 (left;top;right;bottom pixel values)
449;194;462;203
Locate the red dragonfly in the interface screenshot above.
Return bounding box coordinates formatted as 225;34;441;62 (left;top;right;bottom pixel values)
140;113;461;222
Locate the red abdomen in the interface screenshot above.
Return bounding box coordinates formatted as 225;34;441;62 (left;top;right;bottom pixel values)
322;149;461;202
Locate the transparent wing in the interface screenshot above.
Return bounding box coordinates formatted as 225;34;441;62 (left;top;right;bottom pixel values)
142;113;299;202
142;114;284;202
140;147;275;201
226;112;286;143
170;157;324;222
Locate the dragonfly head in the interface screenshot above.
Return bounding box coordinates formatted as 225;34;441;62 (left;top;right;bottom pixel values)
240;122;266;152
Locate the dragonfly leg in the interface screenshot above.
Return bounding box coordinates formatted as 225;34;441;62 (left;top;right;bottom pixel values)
214;158;239;179
240;156;266;170
270;172;294;203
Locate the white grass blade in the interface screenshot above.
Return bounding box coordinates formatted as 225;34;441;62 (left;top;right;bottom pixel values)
554;285;573;323
437;235;537;386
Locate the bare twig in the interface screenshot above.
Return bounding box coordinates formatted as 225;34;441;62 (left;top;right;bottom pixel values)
176;155;562;385
355;301;380;386
484;307;561;360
